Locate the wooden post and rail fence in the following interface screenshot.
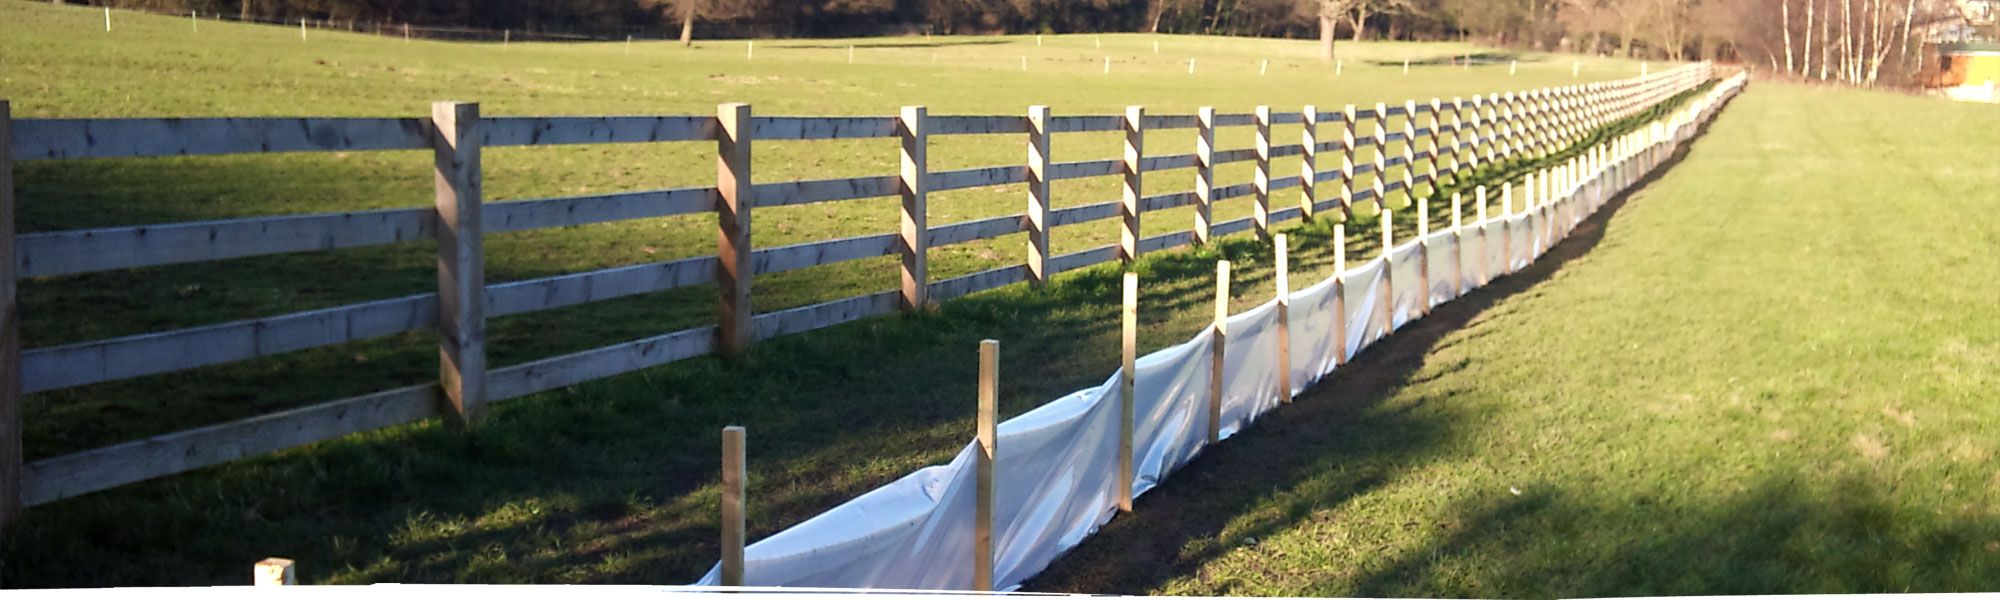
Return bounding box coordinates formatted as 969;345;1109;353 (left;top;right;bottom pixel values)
710;64;1749;588
0;63;1715;528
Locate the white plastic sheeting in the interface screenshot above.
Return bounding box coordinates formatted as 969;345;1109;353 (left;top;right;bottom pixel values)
695;70;1749;592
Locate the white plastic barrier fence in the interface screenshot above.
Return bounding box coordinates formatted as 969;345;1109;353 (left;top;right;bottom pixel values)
696;71;1749;591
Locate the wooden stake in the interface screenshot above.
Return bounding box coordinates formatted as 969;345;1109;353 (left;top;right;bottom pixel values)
254;558;295;586
974;340;998;592
432;102;486;423
1273;234;1293;403
1209;260;1227;445
899;106;929;312
716;103;754;356
1417;196;1430;317
721;426;746;586
0;101;21;527
1118;271;1137;513
1331;223;1348;368
1194;107;1216;245
1120;106;1144;264
1027;106;1052;285
1378;208;1394;334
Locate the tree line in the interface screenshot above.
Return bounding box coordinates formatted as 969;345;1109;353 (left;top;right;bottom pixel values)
66;0;1978;86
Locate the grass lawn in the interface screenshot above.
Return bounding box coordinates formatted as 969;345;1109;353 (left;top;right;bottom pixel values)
1028;82;2000;596
0;0;1692;588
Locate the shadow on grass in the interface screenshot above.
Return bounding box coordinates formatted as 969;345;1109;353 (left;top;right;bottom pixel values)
1332;474;2000;598
1368;52;1532;68
767;40;1010;50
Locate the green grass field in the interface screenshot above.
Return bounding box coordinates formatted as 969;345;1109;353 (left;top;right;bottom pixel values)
0;1;1847;591
1029;82;2000;596
0;0;1646;461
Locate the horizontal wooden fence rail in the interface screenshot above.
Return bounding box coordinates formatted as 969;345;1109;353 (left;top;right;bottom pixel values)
0;63;1716;520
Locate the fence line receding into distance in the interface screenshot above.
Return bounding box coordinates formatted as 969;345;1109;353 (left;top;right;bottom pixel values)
0;62;1716;524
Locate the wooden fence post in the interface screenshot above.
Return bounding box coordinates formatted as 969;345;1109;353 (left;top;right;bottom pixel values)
900;106;929;311
1371;103;1388;208
1118;271;1137;512
0;101;19;527
1400;100;1417;196
1195;107;1216;245
1331;224;1347;368
1120;106;1143;264
1425;98;1442;189
974;339;997;592
1027;106;1052;286
432;101;487;423
1470;95;1489;168
1340;105;1357;219
1274;234;1290;402
1253;105;1272;240
1209;260;1228;445
254;558;295;586
716;103;754;356
1300;105;1317;221
720;425;746;586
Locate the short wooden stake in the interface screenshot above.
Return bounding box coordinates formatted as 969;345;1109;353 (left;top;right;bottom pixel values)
0;101;19;528
1118;271;1137;512
974;340;998;591
254;558;295;586
1027;106;1053;285
1209;261;1228;445
1120;106;1144;264
432;102;487;423
1416;198;1430;316
1274;234;1291;402
1253;105;1272;239
721;426;746;586
716;103;754;356
899;106;930;311
1378;208;1394;333
104;7;111;32
1331;224;1348;367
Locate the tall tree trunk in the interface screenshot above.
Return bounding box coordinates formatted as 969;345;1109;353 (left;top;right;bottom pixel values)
1319;14;1336;62
1783;0;1796;74
1147;0;1165;33
241;0;252;20
679;4;694;46
1804;0;1816;78
1351;5;1368;42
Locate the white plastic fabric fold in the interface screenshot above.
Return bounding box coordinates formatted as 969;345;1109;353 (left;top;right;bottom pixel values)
1388;242;1425;330
1425;232;1462;309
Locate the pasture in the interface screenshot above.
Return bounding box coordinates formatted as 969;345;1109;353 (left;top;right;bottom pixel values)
1032;82;2000;596
0;0;1690;588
